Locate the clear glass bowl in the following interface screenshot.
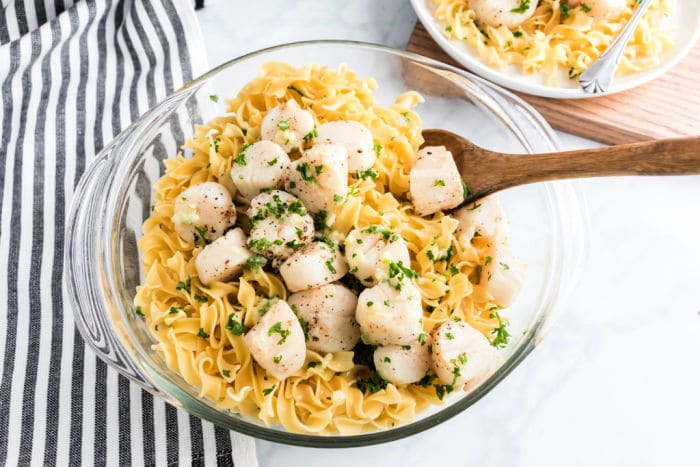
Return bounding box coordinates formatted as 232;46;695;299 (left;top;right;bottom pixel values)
64;41;589;447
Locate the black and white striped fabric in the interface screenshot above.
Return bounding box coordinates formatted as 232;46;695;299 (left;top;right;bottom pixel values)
0;1;257;465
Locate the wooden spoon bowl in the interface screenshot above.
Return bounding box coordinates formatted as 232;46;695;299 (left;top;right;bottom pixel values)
422;129;700;205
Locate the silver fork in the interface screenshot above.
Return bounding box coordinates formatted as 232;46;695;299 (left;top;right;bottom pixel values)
579;0;654;94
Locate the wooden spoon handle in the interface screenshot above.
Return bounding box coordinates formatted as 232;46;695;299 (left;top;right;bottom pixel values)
495;136;700;188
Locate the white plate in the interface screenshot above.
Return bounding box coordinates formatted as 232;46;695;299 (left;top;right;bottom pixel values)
411;0;700;99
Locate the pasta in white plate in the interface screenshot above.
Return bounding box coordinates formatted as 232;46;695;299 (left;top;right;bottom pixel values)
434;0;673;86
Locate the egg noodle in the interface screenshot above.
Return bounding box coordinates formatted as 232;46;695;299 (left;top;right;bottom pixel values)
434;0;673;86
135;62;506;434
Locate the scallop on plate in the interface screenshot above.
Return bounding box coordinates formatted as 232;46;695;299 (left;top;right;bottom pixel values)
411;0;700;98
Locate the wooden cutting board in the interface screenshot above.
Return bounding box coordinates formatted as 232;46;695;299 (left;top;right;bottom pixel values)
406;22;700;144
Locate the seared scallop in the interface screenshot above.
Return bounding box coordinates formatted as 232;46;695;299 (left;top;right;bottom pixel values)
260;100;315;152
567;0;626;20
355;281;424;346
469;0;538;29
247;190;315;265
243;300;306;380
481;243;526;308
409;146;464;216
287;283;360;353
373;339;431;386
344;226;410;287
316;120;376;173
172;182;236;244
285;143;349;213
194;228;252;285
454;195;508;245
430;320;497;388
279;241;348;292
230;140;290;200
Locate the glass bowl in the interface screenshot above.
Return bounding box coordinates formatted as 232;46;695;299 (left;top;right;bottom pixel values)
64;41;588;447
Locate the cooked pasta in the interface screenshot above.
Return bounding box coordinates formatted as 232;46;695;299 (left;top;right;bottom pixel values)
434;0;673;86
134;62;518;434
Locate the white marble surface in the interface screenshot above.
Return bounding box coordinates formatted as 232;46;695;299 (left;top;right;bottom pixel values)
195;2;700;466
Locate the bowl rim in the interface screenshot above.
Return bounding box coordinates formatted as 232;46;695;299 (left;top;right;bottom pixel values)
74;39;586;447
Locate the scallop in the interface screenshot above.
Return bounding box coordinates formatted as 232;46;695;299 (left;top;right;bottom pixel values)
373;339;431;386
344;226;410;287
430;320;497;389
246;190;315;265
469;0;538;29
260;100;315;152
454;195;508;246
287;283;360;353
285;143;348;213
409;146;464;216
243;300;306;380
316;120;376;173
279;241;348;292
172;182;236;244
568;0;626;20
194;228;252;285
355;281;424;346
230;140;290;200
481;243;526;308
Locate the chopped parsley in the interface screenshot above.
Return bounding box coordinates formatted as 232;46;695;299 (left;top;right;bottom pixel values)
499;261;510;270
211;136;221;153
446;332;454;340
510;0;531;14
197;328;210;339
267;158;278;166
193;294;208;303
262;384;276;396
225;314;247;335
383;299;391;307
449;264;460;276
445;25;453;33
356;168;378;181
433;179;446;187
386;260;418;290
296;162;316;183
209;94;218;103
169;306;184;315
194;225;209;245
277;120;290;131
176;276;192;294
356;372;388;394
474;264;483;285
268;321;291;345
580;2;592;12
242;254;267;272
560;2;572;19
303;127;318;142
307;362;319;369
418;333;427;345
383;356;391;363
135;306;144;317
221;369;231;378
462;180;472;199
373;143;382;155
513;30;523;37
233;146;248;165
273;355;282;364
363;225;394;242
333;194;343;204
366;301;374;307
489;311;510;348
325;259;337;274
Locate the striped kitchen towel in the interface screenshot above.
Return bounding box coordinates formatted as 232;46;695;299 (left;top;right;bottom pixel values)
0;1;258;465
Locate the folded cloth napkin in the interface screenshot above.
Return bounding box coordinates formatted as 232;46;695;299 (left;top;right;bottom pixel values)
0;1;258;465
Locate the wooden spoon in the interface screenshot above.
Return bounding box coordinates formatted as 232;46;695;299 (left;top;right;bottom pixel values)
422;129;700;204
